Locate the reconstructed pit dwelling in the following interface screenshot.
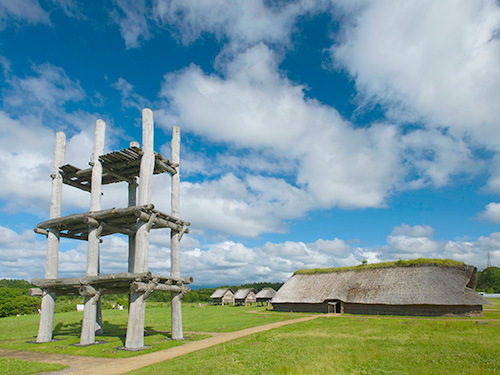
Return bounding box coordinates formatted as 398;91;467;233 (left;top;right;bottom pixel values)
272;259;491;317
30;108;192;350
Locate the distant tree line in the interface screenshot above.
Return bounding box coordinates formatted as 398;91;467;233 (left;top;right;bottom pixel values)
0;279;284;317
0;279;40;318
477;267;500;293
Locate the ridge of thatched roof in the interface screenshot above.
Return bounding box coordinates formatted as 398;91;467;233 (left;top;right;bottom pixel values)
255;287;276;299
273;263;489;306
294;258;466;275
234;288;256;299
210;288;233;299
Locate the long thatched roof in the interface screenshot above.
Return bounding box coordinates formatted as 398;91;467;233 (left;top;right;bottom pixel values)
210;288;233;299
272;260;489;306
255;288;276;299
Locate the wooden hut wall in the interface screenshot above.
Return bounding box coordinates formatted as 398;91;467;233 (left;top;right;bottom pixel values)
272;302;483;317
222;290;234;304
343;303;483;317
245;291;256;304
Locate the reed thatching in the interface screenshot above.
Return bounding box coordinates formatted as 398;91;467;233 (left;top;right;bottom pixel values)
255;287;276;300
234;288;256;300
210;288;234;299
272;261;489;307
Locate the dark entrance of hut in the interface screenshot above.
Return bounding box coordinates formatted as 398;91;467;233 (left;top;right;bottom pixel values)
327;300;342;313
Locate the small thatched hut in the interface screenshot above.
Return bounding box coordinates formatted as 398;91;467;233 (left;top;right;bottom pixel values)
210;288;234;305
255;288;276;306
272;259;490;317
234;288;256;306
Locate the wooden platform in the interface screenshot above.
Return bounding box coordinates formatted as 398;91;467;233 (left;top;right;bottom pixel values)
61;146;177;192
34;205;190;241
30;272;193;296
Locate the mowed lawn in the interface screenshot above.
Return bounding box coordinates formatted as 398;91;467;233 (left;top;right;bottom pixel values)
0;357;66;375
130;314;500;375
1;300;500;374
0;303;297;359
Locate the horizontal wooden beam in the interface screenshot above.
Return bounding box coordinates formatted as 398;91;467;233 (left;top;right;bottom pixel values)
102;223;136;236
34;227;88;241
79;285;97;297
130;282;192;294
131;282;180;293
32;272;153;288
74;167;92;178
62;177;91;192
135;211;189;233
28;288;43;296
102;166;134;184
36;205;154;229
155;158;177;175
157;153;178;168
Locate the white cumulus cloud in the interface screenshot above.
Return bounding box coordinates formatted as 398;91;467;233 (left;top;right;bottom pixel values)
478;203;500;224
330;0;500;147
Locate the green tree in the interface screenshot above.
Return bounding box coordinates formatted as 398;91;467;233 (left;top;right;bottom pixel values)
0;283;40;317
477;267;500;293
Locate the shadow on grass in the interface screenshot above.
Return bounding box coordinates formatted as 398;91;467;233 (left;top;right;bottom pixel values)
37;318;175;348
52;320;128;345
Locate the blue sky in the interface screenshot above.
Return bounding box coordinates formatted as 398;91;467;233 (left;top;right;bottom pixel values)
1;0;500;286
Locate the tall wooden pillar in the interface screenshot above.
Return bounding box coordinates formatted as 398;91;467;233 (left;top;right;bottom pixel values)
125;108;154;349
37;131;66;343
80;119;105;345
127;171;138;273
170;126;183;340
127;174;137;313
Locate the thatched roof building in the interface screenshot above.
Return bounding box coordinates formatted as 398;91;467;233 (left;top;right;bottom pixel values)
255;288;276;306
210;288;234;305
272;259;490;317
234;288;256;306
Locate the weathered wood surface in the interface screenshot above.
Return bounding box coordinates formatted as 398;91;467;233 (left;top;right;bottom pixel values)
60;145;177;192
130;282;186;294
126;108;154;350
170;125;183;340
81;119;105;346
135;211;188;233
28;288;43;296
32;272;153;288
36;205;154;228
32;276;192;289
34;227;88;241
37;131;66;343
79;285;98;296
34;109;191;351
34;204;189;241
128;179;137;273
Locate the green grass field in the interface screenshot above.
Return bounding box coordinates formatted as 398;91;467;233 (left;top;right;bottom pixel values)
1;300;499;374
0;303;295;358
0;358;67;375
130;314;500;374
484;298;500;309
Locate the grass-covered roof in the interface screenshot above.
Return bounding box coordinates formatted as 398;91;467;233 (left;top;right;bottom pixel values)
294;258;466;275
273;259;486;306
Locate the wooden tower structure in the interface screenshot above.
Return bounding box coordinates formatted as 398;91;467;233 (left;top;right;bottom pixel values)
30;108;192;350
